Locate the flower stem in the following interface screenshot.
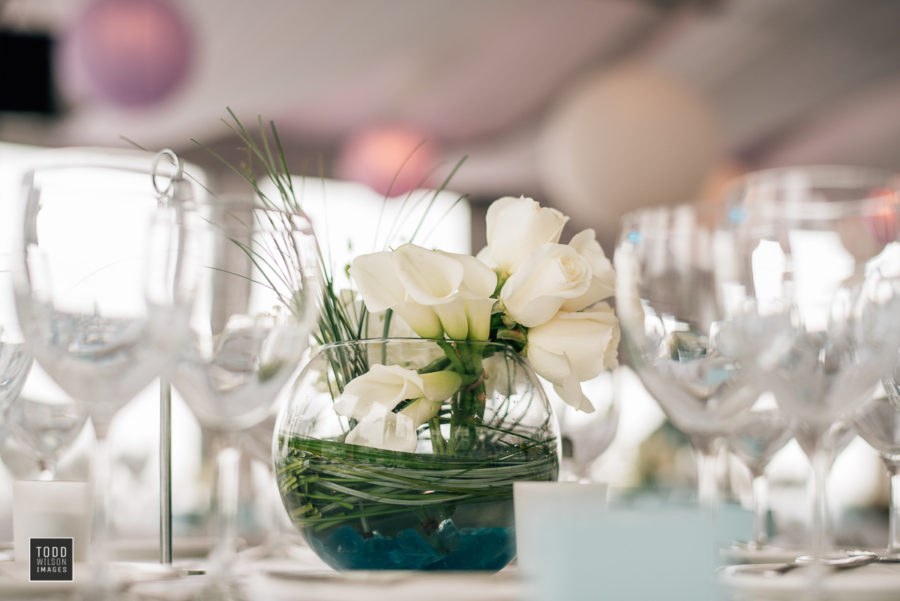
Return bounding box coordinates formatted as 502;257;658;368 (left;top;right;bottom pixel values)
429;417;447;454
437;340;465;373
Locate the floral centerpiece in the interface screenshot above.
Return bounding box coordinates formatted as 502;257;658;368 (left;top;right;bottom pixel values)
273;196;620;570
198;111;620;571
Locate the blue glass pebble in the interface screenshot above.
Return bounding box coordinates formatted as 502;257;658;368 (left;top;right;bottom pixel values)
309;521;515;571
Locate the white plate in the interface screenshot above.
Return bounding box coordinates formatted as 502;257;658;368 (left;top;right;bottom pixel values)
720;561;900;601
721;544;804;565
0;560;177;596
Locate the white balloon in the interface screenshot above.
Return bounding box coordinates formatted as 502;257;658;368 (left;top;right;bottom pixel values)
539;65;719;246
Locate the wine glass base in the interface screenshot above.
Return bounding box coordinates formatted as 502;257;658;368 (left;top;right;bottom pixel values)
722;542;803;565
0;560;179;598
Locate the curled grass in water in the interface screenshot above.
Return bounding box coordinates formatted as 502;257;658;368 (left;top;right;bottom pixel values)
277;435;558;533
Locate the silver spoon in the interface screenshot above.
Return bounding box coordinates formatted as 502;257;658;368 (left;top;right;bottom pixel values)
739;551;879;576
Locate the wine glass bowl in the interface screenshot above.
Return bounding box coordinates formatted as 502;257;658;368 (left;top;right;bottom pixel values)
726;401;794;549
723;165;900;562
615;203;758;505
552;371;620;482
728;406;793;478
0;267;32;444
855;395;900;462
15;160;194;436
8;393;87;480
171;196;319;431
0;332;31;444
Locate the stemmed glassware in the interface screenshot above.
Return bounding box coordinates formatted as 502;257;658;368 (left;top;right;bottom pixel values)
0;268;32;445
7;390;88;480
550;371;620;482
13;156;195;592
725;398;794;550
168;194;319;594
721;166;900;564
854;391;900;560
615;203;759;507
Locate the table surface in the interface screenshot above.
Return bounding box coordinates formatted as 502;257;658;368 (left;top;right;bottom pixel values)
0;544;525;601
6;542;900;601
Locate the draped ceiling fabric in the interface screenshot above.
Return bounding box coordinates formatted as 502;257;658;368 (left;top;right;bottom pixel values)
3;0;900;246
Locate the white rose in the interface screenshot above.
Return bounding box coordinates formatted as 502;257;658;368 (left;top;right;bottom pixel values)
561;229;615;312
350;244;496;340
611;241;645;330
336;366;462;451
477;196;568;276
526;305;619;412
499;243;591;327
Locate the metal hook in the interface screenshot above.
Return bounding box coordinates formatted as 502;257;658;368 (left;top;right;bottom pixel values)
152;149;184;201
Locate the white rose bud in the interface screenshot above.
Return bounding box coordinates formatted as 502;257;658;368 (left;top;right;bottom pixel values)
526;305;620;412
477;196;568;276
499;243;591;327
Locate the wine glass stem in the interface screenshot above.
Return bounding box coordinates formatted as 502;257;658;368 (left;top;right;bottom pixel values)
751;472;769;547
38;459;55;482
211;440;241;575
693;438;719;508
89;432;111;587
886;460;900;556
809;449;830;561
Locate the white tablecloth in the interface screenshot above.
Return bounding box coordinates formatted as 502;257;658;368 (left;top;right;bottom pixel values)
0;546;525;601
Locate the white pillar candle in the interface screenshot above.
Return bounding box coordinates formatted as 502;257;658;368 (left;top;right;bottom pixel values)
13;481;92;563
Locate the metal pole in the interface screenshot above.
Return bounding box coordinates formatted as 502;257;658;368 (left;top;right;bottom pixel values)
160;379;173;564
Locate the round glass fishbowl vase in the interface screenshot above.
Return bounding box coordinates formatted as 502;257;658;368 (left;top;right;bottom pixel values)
274;338;560;571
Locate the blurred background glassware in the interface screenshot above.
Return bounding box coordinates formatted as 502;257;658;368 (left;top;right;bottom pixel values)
854;392;900;560
722;165;900;564
0;280;33;562
13;155;195;591
0;277;33;445
7;392;88;481
725;396;794;550
550;370;620;483
614;203;758;507
236;413;304;561
169;194;319;591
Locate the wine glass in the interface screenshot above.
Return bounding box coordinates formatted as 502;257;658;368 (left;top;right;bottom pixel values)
722;165;900;565
550;371;620;482
13;156;195;592
854;391;900;560
7;391;88;480
0;265;32;445
615;203;759;507
725;397;794;551
237;413;304;560
169;194;319;593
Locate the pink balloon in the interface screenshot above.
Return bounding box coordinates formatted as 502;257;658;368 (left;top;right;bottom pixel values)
337;127;438;198
61;0;193;107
